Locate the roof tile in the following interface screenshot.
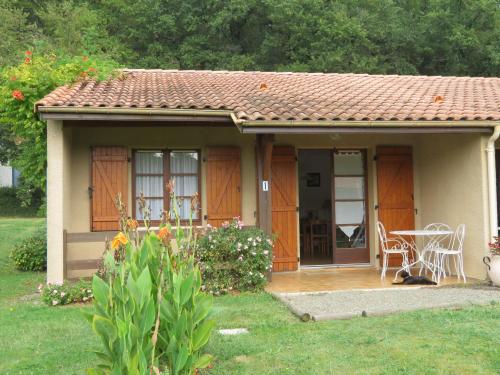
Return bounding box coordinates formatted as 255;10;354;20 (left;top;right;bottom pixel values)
36;69;500;122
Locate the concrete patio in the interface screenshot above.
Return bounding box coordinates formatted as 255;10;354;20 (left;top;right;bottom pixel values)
266;267;470;293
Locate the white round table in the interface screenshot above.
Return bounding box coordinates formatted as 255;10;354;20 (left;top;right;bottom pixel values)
390;229;453;281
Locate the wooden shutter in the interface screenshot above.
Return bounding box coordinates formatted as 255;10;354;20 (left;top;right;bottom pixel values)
271;146;298;271
205;147;241;227
376;146;415;266
91;147;128;231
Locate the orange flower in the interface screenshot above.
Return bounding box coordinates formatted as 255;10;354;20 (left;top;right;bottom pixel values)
12;90;24;101
158;226;171;240
126;219;138;230
87;67;97;73
82;56;89;61
24;57;31;64
111;232;128;249
25;50;32;56
10;76;17;81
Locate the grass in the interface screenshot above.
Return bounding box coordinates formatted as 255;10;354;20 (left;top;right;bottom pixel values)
0;218;499;374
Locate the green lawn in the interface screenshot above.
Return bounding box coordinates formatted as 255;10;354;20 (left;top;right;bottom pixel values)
0;218;499;374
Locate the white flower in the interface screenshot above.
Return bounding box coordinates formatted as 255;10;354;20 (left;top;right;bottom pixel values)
238;256;243;261
251;251;256;256
260;273;265;278
52;290;58;295
82;297;88;302
256;237;261;242
248;237;253;242
249;271;253;275
267;239;273;245
87;289;92;293
60;292;66;298
252;241;256;246
52;300;59;306
263;250;269;255
244;245;248;250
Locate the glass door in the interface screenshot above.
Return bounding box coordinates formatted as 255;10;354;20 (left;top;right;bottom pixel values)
332;150;370;263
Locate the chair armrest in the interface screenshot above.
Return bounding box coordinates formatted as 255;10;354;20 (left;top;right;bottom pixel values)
385;238;409;250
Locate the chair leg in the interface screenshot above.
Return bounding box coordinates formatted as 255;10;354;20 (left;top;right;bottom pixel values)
381;252;387;280
458;254;467;283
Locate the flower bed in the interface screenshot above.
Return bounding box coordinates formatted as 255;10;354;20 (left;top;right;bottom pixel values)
197;219;273;294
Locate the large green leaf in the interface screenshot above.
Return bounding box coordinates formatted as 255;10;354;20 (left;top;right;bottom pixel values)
193;294;213;324
193;354;214;369
192;320;215;351
179;272;194;306
136;266;152;305
92;275;110;307
92;315;117;347
174;344;189;375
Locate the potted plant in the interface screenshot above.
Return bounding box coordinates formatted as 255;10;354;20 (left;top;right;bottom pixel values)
485;237;500;286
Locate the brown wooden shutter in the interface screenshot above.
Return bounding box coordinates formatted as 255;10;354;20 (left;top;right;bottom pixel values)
91;147;128;231
376;146;415;266
271;146;298;271
205;147;241;227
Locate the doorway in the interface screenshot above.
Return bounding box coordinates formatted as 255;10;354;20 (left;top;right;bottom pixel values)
298;149;370;266
298;150;333;265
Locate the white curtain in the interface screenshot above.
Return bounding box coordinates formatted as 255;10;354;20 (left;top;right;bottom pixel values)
135;151;164;220
170;151;199;220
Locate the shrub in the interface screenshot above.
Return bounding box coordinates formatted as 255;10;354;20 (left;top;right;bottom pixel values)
86;187;214;374
197;219;273;294
40;279;93;306
0;186;40;217
10;225;46;271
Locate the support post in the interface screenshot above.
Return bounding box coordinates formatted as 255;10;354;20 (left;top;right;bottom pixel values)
47;120;65;284
256;134;274;236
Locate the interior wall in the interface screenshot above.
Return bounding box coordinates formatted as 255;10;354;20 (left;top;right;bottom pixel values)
298;150;332;220
417;133;490;279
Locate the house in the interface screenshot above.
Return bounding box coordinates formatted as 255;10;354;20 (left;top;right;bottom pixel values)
0;164;20;188
36;70;500;284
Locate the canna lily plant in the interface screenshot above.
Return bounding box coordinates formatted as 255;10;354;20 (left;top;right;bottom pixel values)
86;182;214;375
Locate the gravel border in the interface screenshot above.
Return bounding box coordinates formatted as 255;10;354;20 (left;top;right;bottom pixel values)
272;285;500;321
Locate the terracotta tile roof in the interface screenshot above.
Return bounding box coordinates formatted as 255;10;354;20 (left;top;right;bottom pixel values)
36;69;500;122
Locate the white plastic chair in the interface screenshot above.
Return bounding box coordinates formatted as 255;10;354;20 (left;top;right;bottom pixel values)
420;223;453;276
377;221;410;281
432;224;466;283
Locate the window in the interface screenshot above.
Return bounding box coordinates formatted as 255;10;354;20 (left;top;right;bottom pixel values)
333;150;367;249
133;150;200;221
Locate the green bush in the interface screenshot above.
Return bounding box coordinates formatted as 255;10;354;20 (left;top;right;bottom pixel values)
0;186;41;217
40;279;93;306
86;188;214;374
10;225;46;271
197;219;273;294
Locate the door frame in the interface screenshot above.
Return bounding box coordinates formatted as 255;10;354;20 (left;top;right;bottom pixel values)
331;148;370;264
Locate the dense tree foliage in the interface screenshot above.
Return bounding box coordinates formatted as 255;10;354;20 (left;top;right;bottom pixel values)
0;0;498;76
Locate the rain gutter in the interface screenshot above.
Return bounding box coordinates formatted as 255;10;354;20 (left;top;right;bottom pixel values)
486;125;500;240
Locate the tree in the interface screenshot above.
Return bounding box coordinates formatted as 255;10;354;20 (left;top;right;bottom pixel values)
0;53;119;202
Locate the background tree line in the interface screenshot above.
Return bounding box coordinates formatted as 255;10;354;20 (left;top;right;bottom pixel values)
0;0;498;210
1;0;499;76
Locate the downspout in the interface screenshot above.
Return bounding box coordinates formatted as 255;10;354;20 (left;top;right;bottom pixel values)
486;125;500;240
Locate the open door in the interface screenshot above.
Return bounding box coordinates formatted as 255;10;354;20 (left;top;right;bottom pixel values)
376;146;415;266
271;146;298;271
